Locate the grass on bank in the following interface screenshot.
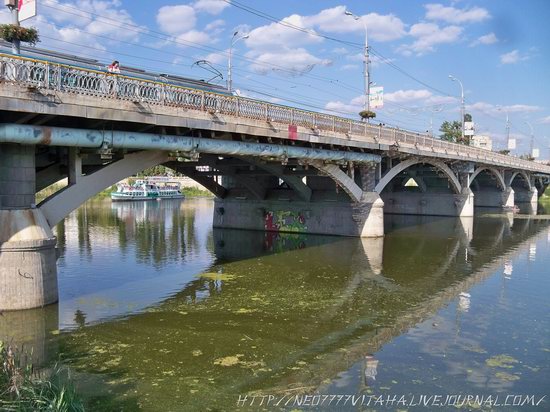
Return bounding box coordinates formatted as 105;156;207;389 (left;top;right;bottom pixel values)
0;341;84;412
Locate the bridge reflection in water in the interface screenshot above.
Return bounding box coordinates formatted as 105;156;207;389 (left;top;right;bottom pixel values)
0;199;548;410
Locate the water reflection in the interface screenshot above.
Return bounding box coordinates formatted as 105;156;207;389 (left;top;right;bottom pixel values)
1;200;549;410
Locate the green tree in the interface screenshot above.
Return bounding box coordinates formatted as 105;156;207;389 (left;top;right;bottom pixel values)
439;120;462;142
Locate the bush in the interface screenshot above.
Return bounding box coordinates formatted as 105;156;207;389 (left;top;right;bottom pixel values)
0;341;84;411
359;110;376;120
0;24;39;45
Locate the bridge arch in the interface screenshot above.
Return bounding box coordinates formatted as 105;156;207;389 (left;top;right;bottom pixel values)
375;158;462;194
312;161;363;202
470;167;506;190
508;171;532;191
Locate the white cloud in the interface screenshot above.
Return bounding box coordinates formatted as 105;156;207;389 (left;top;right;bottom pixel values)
157;5;196;35
245;14;321;50
247;47;331;75
466;101;542;114
304;6;406;42
176;30;211;46
470;32;498;47
539;116;550;124
205;19;225;32
324;90;456;117
325;95;365;115
425;3;490;24
332;47;348;55
192;0;230;15
399;23;463;55
340;64;359;71
385;89;433;103
500;49;531;65
1;0;142;53
199;49;229;65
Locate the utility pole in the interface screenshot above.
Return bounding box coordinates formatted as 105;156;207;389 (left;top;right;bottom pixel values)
4;0;20;55
228;31;249;93
526;121;534;156
449;74;465;143
345;10;370;114
497;106;511;151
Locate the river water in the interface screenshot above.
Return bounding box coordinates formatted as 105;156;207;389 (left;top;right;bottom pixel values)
1;198;549;411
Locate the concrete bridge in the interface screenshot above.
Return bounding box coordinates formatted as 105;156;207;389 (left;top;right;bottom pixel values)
1;52;550;310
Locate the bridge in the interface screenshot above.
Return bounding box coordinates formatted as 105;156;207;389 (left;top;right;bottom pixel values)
1;52;550;310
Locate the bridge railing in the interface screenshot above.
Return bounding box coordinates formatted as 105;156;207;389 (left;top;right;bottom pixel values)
1;53;549;174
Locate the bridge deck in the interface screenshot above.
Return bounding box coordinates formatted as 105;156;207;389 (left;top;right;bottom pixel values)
1;52;550;175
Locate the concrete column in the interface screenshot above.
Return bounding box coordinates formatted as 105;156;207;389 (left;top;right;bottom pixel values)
0;144;58;311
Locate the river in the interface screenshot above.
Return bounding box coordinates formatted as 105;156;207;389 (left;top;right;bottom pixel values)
1;198;549;411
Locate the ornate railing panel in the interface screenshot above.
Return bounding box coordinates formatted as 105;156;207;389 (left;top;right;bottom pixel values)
1;53;549;174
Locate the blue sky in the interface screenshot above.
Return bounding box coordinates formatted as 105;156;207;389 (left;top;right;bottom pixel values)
2;0;549;157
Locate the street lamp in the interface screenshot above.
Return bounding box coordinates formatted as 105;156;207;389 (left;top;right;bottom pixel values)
448;74;465;143
228;31;249;93
496;105;511;151
345;10;370;113
524;121;534;157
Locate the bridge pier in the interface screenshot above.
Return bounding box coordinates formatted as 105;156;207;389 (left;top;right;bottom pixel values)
213;193;384;237
381;191;474;217
473;187;515;209
515;188;538;214
0;144;58;311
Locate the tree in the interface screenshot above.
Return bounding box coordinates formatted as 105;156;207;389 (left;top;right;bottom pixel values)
439;120;461;142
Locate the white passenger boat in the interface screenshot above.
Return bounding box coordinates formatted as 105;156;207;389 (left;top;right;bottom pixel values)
111;180;184;201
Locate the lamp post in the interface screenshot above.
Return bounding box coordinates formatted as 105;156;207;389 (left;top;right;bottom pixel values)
228;31;249;93
524;121;534;157
4;0;20;54
497;106;511;151
448;74;464;143
345;10;369;114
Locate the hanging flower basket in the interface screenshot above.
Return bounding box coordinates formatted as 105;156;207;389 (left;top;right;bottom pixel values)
359;110;376;120
0;24;39;45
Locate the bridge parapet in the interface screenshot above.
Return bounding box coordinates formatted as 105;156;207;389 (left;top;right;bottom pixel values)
2;53;550;174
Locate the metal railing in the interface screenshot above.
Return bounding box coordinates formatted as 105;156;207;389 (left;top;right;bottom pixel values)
1;53;549;174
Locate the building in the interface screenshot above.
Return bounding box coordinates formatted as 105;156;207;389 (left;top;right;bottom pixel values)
470;135;493;151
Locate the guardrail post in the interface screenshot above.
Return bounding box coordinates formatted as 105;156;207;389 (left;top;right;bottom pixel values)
56;64;62;91
332;117;335;132
291;108;294;125
45;62;50;88
201;91;205;111
235;97;240;117
313;113;317;129
265;103;269;121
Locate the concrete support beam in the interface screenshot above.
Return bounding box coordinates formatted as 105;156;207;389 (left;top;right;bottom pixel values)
40;150;170;227
68;147;82;186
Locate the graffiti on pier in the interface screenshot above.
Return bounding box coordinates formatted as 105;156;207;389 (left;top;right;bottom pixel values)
264;210;307;233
